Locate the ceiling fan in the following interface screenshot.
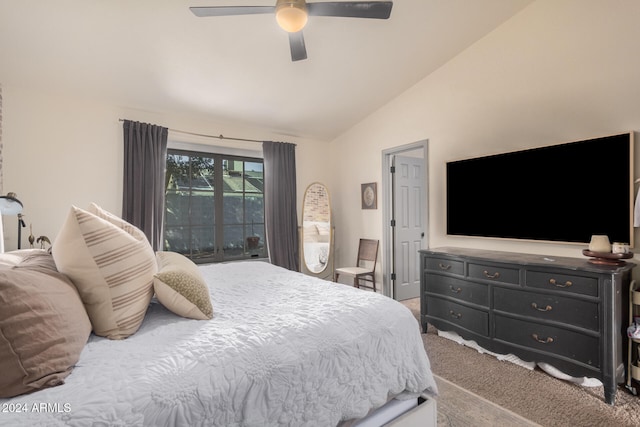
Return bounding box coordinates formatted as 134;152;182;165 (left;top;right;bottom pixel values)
190;1;393;61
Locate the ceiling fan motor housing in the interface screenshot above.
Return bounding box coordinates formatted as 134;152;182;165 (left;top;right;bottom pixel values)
276;0;308;32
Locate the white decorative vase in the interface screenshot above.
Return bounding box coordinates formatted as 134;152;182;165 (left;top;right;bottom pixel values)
589;235;611;253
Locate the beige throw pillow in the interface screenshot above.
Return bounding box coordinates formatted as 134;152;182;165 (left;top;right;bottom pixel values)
0;251;91;398
154;251;213;320
52;205;157;339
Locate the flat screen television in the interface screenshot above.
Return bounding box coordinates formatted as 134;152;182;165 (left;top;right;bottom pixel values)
446;132;634;246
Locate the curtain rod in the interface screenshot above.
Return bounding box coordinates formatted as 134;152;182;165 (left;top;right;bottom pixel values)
118;119;264;144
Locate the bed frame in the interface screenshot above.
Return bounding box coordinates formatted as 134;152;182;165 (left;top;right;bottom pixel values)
353;394;437;426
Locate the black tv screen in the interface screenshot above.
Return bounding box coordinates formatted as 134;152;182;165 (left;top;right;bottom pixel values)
446;133;634;246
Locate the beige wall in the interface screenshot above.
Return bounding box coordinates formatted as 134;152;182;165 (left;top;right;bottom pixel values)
1;84;331;251
4;0;640;286
328;0;640;283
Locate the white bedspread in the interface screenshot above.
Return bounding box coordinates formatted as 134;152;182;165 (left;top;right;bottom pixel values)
0;261;436;427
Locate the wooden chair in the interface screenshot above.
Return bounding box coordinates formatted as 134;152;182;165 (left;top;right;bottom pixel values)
334;239;379;291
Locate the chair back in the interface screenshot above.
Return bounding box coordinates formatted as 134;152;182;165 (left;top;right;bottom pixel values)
357;239;379;271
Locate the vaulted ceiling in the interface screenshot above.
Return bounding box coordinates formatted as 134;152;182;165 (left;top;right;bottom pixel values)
0;1;533;140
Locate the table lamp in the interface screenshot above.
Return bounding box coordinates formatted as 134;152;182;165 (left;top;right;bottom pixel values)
0;192;25;250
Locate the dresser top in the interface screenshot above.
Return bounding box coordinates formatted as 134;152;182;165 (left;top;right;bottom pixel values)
421;247;636;274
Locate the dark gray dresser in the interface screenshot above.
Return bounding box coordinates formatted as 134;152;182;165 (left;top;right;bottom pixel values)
420;247;635;405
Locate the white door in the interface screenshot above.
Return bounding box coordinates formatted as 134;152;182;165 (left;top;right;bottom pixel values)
393;155;425;300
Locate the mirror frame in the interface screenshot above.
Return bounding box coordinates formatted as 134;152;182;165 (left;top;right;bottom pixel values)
300;182;333;279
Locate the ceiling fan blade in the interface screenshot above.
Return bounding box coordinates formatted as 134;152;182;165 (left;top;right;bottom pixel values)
307;1;392;19
190;6;275;17
288;31;307;61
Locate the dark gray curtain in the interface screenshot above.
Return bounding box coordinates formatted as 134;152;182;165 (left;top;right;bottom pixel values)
262;141;299;271
122;120;168;251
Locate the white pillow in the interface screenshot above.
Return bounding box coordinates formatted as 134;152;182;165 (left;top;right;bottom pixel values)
52;205;157;339
154;251;213;320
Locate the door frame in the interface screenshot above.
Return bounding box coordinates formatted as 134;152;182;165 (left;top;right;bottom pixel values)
381;140;429;299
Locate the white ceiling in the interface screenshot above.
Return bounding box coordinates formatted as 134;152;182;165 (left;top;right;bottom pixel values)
0;1;533;141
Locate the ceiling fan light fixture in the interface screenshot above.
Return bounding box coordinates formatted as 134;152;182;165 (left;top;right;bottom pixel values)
275;0;308;32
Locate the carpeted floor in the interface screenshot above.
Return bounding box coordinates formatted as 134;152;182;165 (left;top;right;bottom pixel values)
401;298;640;427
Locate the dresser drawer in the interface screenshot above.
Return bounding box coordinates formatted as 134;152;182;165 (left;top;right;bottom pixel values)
424;257;464;277
425;274;489;307
526;271;598;297
468;262;519;284
494;315;599;368
493;287;599;331
426;297;488;336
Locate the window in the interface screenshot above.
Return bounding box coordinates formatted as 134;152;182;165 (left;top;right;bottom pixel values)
163;149;266;263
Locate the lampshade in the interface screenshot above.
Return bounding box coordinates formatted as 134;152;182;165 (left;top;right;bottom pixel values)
0;192;23;216
276;0;308;33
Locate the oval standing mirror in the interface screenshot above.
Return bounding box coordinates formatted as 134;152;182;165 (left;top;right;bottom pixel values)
301;182;332;276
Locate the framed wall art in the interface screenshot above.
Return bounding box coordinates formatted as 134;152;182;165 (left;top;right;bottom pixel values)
361;182;377;210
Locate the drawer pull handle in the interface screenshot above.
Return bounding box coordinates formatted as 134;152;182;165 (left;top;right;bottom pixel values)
449;285;462;294
532;334;554;344
438;263;452;271
483;270;500;279
449;310;462;319
549;278;572;288
531;303;553;312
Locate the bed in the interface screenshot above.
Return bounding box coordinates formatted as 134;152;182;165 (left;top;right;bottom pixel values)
0;204;437;426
